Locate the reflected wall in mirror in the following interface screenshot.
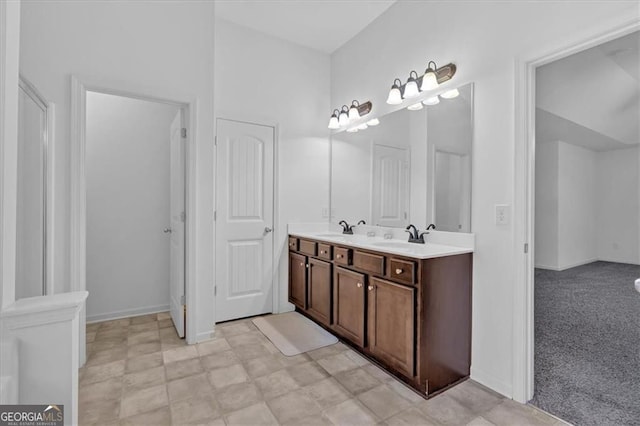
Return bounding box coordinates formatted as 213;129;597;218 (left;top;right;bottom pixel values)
330;83;473;232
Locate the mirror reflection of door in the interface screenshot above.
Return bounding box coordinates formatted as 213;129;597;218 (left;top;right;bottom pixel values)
434;150;471;232
371;144;410;228
16;77;48;299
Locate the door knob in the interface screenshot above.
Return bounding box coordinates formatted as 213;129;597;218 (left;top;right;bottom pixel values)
264;227;273;234
163;228;172;233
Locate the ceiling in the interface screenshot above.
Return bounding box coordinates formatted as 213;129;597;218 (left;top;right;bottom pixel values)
536;31;639;151
214;0;396;54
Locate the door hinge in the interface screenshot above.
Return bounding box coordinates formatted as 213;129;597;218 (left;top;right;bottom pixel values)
524;243;529;254
181;127;187;138
180;295;186;305
214;135;217;146
213;211;217;221
180;211;186;223
214;286;217;296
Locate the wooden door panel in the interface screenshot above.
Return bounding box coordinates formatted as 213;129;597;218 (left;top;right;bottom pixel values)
333;267;366;346
289;252;306;310
307;258;332;326
368;277;415;377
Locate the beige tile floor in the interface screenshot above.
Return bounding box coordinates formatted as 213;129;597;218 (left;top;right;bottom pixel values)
80;313;567;426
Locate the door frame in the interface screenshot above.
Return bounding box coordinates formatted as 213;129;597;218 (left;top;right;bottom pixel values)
18;75;56;296
512;17;640;403
70;75;196;341
213;115;279;323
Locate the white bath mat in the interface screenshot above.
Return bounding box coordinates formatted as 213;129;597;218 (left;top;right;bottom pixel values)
252;312;338;356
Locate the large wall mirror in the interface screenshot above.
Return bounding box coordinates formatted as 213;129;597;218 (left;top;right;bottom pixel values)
330;83;473;232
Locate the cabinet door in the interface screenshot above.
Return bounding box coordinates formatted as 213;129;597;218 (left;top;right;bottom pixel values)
333;267;366;346
307;258;332;326
289;252;306;309
367;277;415;377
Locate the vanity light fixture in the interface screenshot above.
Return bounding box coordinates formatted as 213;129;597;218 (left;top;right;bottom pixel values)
403;71;420;98
440;88;460;99
338;105;349;127
420;61;439;91
386;79;403;105
423;96;440;106
386;62;457;105
346;127;359;133
357;123;368;130
328;101;373;130
407;102;423;111
327;109;340;129
348;100;361;120
366;118;380;126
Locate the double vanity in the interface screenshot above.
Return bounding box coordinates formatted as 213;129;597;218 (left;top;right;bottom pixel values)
288;227;473;397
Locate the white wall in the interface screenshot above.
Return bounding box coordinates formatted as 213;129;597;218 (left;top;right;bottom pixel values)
214;18;330;317
596;146;640;264
19;1;215;341
0;0;21;309
557;141;597;268
330;0;638;397
534;141;559;269
85;92;178;322
536;141;639;269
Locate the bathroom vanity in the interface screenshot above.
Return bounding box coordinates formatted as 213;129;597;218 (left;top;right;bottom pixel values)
288;231;472;397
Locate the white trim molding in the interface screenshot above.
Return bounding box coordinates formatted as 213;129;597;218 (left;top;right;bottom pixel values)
512;16;640;403
69;75;199;343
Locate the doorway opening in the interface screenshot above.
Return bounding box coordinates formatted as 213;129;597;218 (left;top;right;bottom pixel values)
530;30;640;425
72;81;190;341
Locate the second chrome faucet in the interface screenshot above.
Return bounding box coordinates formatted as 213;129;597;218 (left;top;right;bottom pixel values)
405;224;430;244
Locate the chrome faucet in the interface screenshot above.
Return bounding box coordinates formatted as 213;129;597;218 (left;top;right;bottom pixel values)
357;220;366;225
405;224;428;244
338;220;354;235
426;223;436;231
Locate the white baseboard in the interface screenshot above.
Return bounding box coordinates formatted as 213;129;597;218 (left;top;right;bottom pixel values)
194;330;215;343
535;258;597;271
470;366;513;399
87;304;169;323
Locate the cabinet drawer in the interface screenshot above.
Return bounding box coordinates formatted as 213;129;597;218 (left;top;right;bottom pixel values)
353;250;385;276
299;239;317;256
318;243;332;261
334;247;352;266
389;258;416;285
288;237;298;251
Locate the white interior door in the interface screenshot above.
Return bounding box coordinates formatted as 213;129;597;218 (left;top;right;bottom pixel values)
215;119;274;323
169;111;186;337
371;144;409;228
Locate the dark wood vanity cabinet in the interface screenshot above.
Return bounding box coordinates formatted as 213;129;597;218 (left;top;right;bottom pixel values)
307;258;332;327
333;267;366;346
367;277;415;377
288;235;472;398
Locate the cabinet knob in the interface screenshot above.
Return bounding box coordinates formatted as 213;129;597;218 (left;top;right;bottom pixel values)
306;264;310;268
368;285;375;291
320;250;325;254
356;282;363;288
337;254;342;259
395;268;403;275
300;262;304;266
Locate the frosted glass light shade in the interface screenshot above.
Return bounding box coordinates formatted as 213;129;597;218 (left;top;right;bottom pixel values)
404;80;419;98
346;127;358;133
441;88;459;99
367;118;380;126
357;123;368;130
407;102;423;111
421;70;438;91
328;115;339;129
423;96;440;106
348;105;360;120
338;111;349;126
387;87;402;105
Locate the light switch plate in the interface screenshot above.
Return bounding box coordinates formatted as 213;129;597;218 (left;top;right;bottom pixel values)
495;204;510;225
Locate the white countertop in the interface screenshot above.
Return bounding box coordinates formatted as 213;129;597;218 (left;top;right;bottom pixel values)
289;230;473;260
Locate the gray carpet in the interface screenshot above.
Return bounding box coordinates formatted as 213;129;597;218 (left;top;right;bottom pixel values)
530;261;640;426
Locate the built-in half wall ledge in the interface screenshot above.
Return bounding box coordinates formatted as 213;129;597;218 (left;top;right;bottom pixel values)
287;223;474;260
1;291;88;328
